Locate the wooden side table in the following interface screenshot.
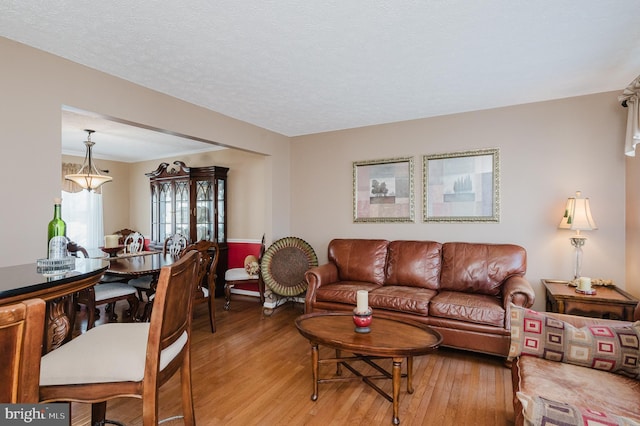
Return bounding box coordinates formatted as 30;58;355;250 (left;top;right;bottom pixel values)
542;279;639;321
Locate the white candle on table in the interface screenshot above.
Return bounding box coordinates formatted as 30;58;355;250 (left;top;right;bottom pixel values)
579;277;591;291
356;290;369;313
104;235;119;248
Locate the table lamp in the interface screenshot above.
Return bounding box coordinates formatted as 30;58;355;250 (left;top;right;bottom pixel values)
558;191;597;279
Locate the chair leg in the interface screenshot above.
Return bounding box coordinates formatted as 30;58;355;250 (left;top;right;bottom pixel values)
142;384;160;426
224;282;232;311
140;299;154;323
107;303;118;322
258;276;265;304
181;348;195;425
91;402;107;426
126;294;140;322
208;289;216;333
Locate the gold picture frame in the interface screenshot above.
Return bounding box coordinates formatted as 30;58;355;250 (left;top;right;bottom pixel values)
353;157;414;223
423;148;500;222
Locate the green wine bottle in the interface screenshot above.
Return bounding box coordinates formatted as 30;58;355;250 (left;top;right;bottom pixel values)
47;197;67;257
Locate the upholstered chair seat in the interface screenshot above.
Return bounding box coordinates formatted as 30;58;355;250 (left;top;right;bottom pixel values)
40;323;187;386
224;268;258;282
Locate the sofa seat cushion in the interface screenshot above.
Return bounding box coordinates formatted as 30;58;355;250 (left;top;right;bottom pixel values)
369;285;436;316
429;291;505;327
514;356;640;423
384;240;442;290
315;281;382;305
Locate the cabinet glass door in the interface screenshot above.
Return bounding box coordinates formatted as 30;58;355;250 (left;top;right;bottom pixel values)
217;178;226;243
150;185;159;242
195;180;213;241
159;182;172;243
175;180;190;238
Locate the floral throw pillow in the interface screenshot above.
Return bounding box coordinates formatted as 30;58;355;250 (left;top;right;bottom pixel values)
517;393;640;426
509;305;640;379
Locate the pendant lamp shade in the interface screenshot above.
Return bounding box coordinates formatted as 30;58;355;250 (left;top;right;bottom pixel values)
65;130;112;192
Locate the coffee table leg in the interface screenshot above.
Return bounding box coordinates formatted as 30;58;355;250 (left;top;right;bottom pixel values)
311;343;319;401
407;356;414;394
392;357;402;425
336;349;342;375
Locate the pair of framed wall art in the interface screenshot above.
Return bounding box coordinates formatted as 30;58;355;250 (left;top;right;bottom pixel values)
353;148;499;223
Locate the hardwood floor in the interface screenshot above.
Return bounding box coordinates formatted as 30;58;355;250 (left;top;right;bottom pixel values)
70;296;516;425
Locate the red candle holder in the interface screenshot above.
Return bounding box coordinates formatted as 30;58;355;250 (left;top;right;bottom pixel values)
353;308;373;333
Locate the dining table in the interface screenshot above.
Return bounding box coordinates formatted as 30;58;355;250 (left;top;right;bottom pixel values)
0;258;109;353
104;252;179;320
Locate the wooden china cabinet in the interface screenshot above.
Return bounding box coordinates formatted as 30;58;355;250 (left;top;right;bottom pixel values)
146;161;228;295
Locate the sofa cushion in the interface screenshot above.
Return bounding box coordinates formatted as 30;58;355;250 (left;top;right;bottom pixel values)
384;240;442;290
369;285;436;316
429;290;505;327
516;392;640;426
328;239;389;285
315;281;383;305
509;305;640;379
514;356;640;423
440;242;526;296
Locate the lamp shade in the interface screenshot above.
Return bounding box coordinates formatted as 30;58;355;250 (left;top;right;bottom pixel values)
64;130;112;192
558;191;597;231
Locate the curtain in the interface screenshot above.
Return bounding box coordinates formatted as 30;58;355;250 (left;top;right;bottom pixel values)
619;74;640;157
61;190;105;250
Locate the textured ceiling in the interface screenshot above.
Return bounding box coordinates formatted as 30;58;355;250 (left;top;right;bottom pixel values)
2;1;640;147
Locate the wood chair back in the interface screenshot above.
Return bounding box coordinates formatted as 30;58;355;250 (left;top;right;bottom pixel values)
124;232;145;254
67;241;89;258
0;298;45;402
146;250;199;393
163;233;188;256
182;240;219;333
113;228;136;245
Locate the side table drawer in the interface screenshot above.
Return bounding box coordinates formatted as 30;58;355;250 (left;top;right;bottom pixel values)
561;300;627;321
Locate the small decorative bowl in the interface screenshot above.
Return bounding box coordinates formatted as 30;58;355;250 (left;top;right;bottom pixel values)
100;245;125;258
353;308;373;333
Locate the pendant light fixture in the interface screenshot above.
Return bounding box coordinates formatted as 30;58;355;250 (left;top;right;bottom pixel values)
65;129;113;191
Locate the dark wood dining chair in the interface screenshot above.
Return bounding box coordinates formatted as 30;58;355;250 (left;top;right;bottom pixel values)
39;250;200;426
129;233;188;301
0;298;45;403
124;231;145;254
182;240;219;333
69;241;139;329
138;240;218;330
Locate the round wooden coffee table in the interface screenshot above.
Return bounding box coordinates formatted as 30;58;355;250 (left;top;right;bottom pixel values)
295;312;442;425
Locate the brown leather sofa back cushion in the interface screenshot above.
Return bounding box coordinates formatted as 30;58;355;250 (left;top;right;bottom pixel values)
440;242;526;296
328;239;389;285
385;240;443;289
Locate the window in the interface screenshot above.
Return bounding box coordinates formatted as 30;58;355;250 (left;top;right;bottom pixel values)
61;190;104;250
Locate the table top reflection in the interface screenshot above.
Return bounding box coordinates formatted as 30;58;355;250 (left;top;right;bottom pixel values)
106;253;178;277
0;258;109;303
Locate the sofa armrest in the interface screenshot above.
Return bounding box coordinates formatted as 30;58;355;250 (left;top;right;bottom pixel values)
503;276;535;329
304;263;339;313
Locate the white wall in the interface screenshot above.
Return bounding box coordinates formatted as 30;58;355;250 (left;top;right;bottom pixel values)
290;92;629;310
0;37;290;265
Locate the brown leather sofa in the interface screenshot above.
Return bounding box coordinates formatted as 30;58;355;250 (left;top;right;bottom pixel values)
304;239;536;357
511;307;640;425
